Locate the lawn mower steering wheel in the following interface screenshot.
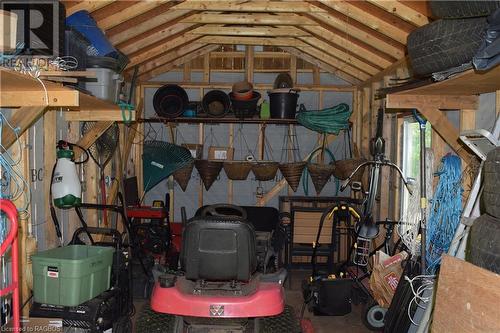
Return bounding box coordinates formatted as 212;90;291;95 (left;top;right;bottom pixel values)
200;204;248;220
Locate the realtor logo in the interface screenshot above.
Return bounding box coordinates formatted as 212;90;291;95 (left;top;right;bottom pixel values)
1;0;60;57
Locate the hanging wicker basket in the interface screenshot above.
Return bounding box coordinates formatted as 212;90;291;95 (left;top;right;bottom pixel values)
194;159;223;191
173;160;194;191
181;144;203;159
332;158;367;181
307;163;335;194
279;161;307;192
252;161;279;181
223;161;253;180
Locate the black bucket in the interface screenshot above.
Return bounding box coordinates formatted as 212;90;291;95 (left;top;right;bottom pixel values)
268;89;300;119
229;91;261;119
202;90;230;117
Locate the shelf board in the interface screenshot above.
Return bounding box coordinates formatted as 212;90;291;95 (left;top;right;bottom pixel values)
65;93;136;121
139;116;298;125
394;65;500;96
0;67;79;107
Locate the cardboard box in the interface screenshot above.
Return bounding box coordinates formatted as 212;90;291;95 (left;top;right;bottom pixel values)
208;146;234;160
0;10;17;52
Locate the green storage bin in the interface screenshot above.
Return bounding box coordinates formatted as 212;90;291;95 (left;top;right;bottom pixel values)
32;245;114;306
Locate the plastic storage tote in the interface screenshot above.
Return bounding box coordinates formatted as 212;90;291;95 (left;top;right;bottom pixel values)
32;245;114;307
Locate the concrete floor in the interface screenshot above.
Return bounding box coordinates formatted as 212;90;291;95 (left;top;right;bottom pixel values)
286;270;370;333
133;270;371;332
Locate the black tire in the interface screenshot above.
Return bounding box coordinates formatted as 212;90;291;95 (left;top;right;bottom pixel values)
362;300;387;331
483;147;500;218
135;304;180;333
407;17;488;77
260;305;302;333
468;214;500;274
429;1;500;19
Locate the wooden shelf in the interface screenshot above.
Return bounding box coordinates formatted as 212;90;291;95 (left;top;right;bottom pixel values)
139;116;298;125
393;65;500;96
0;67;79;107
65;93;136;121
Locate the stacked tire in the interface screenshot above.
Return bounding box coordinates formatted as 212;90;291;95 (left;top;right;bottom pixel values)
468;147;500;274
407;1;500;77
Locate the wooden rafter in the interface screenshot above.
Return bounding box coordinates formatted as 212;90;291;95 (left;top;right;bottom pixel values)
120;22;199;55
96;0;170;31
298;36;380;75
318;0;409;44
199;36;309;47
301;25;393;68
139;45;220;81
128;32;201;68
305;10;403;59
182;12;317;25
296;45;370;81
172;1;326;12
190;25;311;37
91;1;139;23
281;47;360;85
366;0;429;27
135;42;208;75
0;106;47;150
109;9;193;45
63;0;114;16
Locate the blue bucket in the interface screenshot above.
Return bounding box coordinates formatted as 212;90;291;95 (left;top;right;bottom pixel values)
66;10;117;57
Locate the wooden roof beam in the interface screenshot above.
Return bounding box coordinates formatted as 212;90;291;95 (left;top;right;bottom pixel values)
298;36;380;75
182;13;317;25
318;0;410;44
63;1;114;16
305;10;404;59
109;9;193;45
134;42;209;76
302;25;393;68
295;46;371;81
96;0;170;31
281;47;360;85
172;1;326;12
127;32;201;68
366;0;429;27
139;45;220;82
120;22;199;55
199;36;309;47
190;25;311;37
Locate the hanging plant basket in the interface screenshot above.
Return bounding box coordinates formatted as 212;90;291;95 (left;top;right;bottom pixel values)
223;161;253;180
252;161;279;181
279;161;307;192
194;159;223;191
173;160;194;191
307;163;335;194
332;158;367;181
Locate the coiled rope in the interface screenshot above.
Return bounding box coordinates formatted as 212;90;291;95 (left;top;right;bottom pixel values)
296;103;352;135
426;155;463;273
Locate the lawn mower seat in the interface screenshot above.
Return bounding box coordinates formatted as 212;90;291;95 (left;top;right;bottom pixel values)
181;216;257;282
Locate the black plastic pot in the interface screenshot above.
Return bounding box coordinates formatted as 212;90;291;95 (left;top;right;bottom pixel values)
268;89;300;119
202;90;230;117
153;84;189;118
229;91;261;119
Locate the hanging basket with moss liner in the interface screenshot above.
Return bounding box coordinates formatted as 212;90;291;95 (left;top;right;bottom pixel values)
173;160;194;191
223;125;257;181
223;161;253;180
332;158;367;181
194;159;223;191
252;161;279;181
279;161;307;192
305;145;336;195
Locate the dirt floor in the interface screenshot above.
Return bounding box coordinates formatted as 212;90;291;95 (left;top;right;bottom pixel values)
132;269;371;332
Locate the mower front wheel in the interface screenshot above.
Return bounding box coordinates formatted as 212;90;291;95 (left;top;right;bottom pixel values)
135;304;183;333
362;300;387;331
